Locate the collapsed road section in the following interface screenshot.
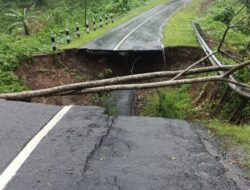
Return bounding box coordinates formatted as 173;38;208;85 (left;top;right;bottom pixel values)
78;0;185;115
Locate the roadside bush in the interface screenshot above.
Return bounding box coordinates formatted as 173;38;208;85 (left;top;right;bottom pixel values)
0;71;24;93
213;5;235;25
144;86;195;119
200;0;250;52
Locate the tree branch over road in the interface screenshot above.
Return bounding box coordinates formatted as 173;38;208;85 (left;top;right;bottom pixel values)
0;61;249;100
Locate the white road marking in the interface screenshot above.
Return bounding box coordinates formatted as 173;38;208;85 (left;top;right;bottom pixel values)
0;105;73;190
113;0;182;50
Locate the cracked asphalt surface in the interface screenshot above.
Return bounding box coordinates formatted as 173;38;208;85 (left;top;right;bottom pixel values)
0;102;241;189
110;90;135;116
79;117;239;190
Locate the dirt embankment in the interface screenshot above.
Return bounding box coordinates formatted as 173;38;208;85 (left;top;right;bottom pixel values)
17;49;97;105
16;47;202;106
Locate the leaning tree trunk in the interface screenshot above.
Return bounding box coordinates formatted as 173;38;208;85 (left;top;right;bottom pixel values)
247;0;250;27
229;97;249;124
23;23;30;36
213;87;232;116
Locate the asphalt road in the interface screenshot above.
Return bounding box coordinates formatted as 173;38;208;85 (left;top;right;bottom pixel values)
0;100;61;175
0;101;242;190
110;90;135;115
81;0;184;51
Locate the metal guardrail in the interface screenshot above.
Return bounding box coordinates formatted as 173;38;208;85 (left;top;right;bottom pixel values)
194;23;250;99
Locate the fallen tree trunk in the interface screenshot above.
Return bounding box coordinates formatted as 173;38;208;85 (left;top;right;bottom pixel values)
0;65;234;100
0;61;249;101
59;77;249;96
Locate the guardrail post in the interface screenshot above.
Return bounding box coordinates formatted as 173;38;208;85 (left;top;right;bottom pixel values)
65;28;71;44
93;17;96;31
86;19;90;33
100;16;103;28
110;13;114;23
50;32;56;51
76;23;80;38
105;14;108;25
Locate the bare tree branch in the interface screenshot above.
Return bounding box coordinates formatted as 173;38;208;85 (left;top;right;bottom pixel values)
223;60;250;77
218;1;247;51
229;25;249;29
59;76;250;96
0;57;248;101
170;51;217;80
218;27;230;51
223;78;250;89
230;16;248;27
61;76;224;95
220;50;242;63
233;0;247;18
0;65;235;100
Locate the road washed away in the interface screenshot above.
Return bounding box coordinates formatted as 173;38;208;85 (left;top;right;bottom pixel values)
0;100;243;190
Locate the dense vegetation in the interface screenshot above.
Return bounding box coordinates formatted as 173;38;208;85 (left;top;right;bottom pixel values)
144;85;196;119
163;0;249;84
155;0;250;120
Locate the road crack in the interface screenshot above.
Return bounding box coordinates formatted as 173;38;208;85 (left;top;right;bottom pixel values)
82;116;114;173
114;176;122;190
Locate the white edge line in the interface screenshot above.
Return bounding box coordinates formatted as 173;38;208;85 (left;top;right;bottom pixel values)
0;105;73;190
113;0;182;50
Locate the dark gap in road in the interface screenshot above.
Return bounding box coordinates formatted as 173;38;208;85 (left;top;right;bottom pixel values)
76;49;165;76
76;47;202;116
77;49;166;116
17;47;202;112
76;47;202;78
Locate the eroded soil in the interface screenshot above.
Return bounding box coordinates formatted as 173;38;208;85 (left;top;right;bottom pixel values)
16;47;201;106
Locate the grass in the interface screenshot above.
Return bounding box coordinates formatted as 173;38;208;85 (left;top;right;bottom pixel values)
198;0;250;59
162;0;204;47
62;0;170;49
143;85;196;119
200;17;250;53
206;120;250;173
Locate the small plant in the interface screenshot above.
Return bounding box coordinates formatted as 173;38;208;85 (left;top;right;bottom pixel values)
92;93;119;117
5;4;37;36
0;71;24;93
73;70;86;81
103;94;119;117
144;86;196;120
97;68;113;79
213;5;235;25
